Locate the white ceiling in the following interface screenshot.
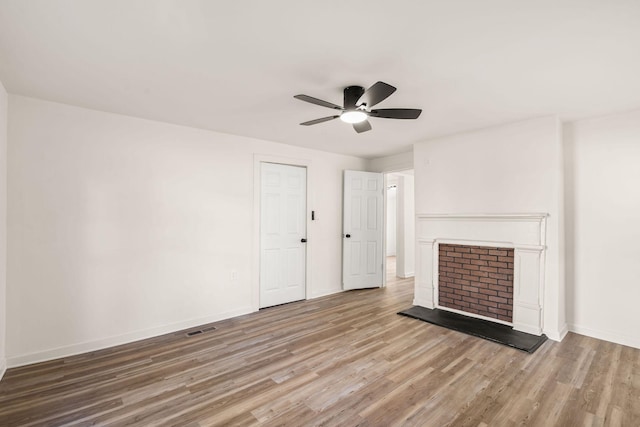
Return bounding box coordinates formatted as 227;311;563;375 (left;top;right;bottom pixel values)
1;1;639;159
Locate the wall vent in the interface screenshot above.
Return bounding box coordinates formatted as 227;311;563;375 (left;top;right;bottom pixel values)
186;326;216;337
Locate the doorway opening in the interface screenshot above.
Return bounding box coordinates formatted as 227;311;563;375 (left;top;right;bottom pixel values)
385;170;415;286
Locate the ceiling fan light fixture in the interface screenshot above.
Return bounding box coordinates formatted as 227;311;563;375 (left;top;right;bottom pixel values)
340;110;368;124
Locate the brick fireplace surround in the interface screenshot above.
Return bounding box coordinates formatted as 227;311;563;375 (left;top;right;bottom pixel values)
438;244;514;323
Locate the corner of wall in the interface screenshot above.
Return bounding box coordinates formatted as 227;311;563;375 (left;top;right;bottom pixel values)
367;150;413;173
0;79;8;381
562;108;640;350
561;121;576;334
554;116;568;342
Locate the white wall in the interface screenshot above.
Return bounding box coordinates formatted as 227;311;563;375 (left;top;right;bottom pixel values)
396;175;415;278
0;81;7;379
7;96;366;367
413;116;566;340
565;109;640;349
386;186;397;256
368;150;413;173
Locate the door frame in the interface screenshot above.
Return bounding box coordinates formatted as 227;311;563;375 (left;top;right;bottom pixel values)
382;173;391;287
383;167;416;287
252;154;313;312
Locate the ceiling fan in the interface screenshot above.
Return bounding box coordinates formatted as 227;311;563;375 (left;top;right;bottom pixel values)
294;81;422;133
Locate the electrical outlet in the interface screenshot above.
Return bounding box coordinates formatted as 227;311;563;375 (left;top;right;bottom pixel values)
231;270;238;281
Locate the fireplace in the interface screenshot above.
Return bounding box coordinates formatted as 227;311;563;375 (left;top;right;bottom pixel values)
414;214;548;335
438;244;514;323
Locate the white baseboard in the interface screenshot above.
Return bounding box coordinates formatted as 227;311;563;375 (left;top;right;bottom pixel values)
398;271;414;279
7;306;253;368
310;288;343;299
544;322;569;342
569;323;640;350
412;298;434;309
557;323;569;341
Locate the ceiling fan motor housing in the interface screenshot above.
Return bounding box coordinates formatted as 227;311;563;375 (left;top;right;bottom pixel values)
344;86;365;110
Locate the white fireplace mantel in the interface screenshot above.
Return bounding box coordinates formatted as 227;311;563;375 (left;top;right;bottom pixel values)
414;213;548;335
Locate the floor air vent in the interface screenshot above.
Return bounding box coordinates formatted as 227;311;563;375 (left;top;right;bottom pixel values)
186;326;216;337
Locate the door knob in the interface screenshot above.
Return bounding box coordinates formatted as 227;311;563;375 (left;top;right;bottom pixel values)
301;238;307;243
345;234;351;238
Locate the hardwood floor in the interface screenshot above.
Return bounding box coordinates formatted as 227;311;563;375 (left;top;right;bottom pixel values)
1;275;639;426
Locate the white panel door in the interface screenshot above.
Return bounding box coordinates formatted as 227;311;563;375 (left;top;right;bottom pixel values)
343;170;384;290
260;163;307;308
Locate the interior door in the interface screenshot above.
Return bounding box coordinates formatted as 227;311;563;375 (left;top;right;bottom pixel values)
260;163;307;308
343;170;384;290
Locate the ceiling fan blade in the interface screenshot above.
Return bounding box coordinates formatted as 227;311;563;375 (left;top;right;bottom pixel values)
369;108;422;119
294;94;343;110
353;120;372;133
300;115;340;126
356;81;396;108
